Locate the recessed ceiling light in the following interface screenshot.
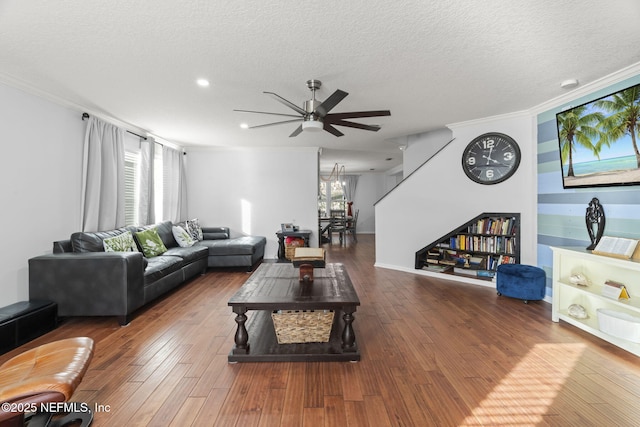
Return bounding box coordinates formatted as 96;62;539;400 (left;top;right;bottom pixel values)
196;78;210;87
240;123;249;129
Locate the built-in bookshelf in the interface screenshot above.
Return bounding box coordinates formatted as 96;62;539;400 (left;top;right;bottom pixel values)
415;213;520;280
551;246;640;357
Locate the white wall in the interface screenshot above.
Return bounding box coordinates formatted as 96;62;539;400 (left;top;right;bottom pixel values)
185;147;319;258
403;128;454;177
351;173;387;234
0;82;85;307
375;112;537;277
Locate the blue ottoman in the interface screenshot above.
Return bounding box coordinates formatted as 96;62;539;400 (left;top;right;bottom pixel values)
496;264;546;303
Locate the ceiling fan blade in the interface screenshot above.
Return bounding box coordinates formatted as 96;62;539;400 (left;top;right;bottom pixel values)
328;119;381;132
326;110;391;120
323;123;344;137
289;125;303;137
248;119;302;129
264;92;307;116
315;89;348;117
234;109;301;118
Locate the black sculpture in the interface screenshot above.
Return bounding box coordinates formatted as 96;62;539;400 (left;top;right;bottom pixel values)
585;198;605;250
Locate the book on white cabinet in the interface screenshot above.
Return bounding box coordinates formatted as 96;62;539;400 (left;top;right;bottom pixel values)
551;246;640;357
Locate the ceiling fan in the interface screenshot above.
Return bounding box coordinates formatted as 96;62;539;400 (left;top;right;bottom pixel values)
234;79;391;137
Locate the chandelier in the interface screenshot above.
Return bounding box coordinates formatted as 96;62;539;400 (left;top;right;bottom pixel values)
320;163;345;183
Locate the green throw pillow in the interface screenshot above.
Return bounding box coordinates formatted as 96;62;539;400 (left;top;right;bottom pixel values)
134;227;168;257
103;231;138;252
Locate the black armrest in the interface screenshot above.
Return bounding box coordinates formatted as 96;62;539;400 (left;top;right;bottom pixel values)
28;252;145;318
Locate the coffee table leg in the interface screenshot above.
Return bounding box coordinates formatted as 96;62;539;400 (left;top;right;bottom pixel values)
341;306;357;352
232;307;250;355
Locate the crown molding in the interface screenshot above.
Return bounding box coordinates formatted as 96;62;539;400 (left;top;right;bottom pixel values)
0;71;185;149
530;61;640;115
446;110;530;131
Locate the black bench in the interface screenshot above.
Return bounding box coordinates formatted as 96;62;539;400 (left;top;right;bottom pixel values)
0;300;57;354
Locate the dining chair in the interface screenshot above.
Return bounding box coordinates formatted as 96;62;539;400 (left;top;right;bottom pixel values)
328;209;347;244
345;209;359;242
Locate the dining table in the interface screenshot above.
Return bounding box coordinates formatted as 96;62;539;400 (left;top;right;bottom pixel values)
318;215;352;243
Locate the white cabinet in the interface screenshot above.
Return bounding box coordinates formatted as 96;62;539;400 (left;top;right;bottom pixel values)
551;246;640;356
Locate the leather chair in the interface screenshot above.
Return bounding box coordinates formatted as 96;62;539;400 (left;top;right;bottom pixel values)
0;337;94;427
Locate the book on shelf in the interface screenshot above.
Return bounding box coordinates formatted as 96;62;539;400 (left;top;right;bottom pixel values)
476;270;496;278
422;264;452;273
601;280;630;300
469;256;484;266
453;267;478;276
592;236;639;260
453;266;496;278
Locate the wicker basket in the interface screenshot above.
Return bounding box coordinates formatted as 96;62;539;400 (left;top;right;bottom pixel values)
271;310;334;344
285;245;298;260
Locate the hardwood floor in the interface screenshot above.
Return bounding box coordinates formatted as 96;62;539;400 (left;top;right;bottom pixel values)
4;235;640;426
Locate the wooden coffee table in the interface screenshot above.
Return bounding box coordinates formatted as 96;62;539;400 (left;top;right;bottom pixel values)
227;262;360;362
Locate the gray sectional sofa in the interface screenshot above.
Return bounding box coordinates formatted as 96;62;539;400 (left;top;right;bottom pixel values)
28;221;266;325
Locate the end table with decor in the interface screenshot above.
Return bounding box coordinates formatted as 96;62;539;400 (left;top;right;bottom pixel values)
276;229;312;260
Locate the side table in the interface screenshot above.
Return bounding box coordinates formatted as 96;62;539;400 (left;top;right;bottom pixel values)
276;229;312;260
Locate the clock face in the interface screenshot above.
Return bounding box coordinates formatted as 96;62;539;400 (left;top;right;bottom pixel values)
462;133;521;184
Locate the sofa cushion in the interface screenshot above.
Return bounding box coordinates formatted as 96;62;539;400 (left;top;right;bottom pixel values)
201;227;230;240
196;236;264;256
103;231;139;252
163;245;208;263
172;225;195;247
71;226;137;252
203;231;229;240
143;255;183;285
134;228;168;257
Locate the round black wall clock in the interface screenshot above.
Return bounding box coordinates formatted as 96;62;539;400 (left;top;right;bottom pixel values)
461;132;521;185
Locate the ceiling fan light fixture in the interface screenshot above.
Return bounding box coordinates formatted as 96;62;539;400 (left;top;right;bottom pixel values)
302;120;323;132
235;80;390;137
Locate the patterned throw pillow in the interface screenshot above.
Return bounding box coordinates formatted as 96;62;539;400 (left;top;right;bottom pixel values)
172;225;195;247
103;231;138;252
134;227;168;257
185;218;204;241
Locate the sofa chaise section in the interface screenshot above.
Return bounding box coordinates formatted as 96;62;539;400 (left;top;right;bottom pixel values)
198;227;266;270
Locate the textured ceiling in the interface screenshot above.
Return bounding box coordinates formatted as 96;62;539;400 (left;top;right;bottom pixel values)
1;0;639;173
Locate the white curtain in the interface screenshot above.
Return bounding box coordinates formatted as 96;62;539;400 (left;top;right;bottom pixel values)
80;117;126;231
162;145;187;223
343;175;359;203
137;138;155;225
342;175;359;216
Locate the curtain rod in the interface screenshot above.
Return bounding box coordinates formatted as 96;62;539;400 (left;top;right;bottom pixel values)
82;112;147;140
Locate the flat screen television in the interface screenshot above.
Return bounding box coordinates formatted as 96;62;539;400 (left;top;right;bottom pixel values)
555;82;640;189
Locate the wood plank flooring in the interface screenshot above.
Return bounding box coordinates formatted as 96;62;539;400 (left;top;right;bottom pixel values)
4;235;640;426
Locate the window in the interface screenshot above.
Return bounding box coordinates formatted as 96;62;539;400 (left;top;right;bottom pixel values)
330;180;345;212
124;151;140;226
123;138;164;226
154;147;163;222
318;180;345;216
318;181;328;215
